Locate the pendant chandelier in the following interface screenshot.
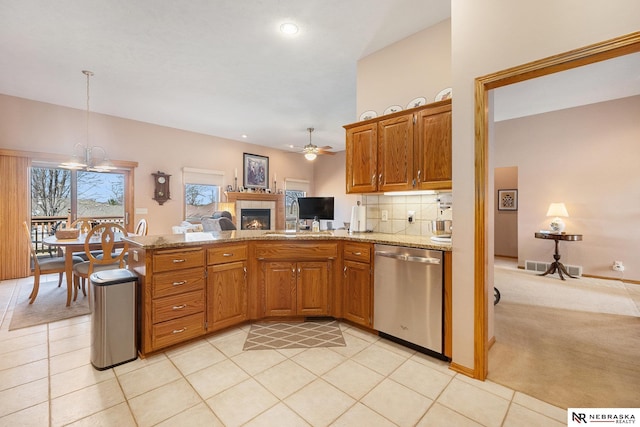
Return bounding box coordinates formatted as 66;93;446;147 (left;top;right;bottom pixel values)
60;70;116;172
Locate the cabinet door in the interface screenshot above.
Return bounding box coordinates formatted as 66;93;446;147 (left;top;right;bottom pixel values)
207;261;247;331
263;261;297;316
343;260;372;327
296;261;329;316
415;103;452;189
378;113;414;192
345;122;378;193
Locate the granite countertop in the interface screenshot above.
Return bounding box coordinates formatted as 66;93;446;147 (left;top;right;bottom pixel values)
123;229;452;251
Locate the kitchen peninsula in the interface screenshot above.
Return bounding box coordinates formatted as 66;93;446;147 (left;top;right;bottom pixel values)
124;230;452;358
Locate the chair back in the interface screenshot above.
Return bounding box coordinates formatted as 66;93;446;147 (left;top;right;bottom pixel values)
84;222;129;269
22;221;38;267
71;218;95;234
135;218;148;236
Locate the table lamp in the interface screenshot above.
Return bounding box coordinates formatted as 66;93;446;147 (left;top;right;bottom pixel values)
546;202;569;233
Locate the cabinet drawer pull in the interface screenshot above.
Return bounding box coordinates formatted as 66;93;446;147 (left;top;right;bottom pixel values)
172;327;187;334
172;304;187;310
352;252;362;256
222;253;234;257
172;280;187;286
172;259;186;263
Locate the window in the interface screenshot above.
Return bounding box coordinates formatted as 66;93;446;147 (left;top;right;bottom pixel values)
31;167;125;220
284;178;310;219
30;166;128;253
183;167;225;222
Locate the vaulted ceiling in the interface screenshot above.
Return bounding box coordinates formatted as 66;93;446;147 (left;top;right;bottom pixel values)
0;0;451;153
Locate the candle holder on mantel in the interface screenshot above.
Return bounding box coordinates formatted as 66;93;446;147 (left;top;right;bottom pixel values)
273;180;277;193
234;177;238;192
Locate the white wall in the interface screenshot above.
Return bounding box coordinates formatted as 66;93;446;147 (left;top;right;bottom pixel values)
0;94;315;234
495;96;640;280
357;19;452;118
451;0;640;369
494;167;518;258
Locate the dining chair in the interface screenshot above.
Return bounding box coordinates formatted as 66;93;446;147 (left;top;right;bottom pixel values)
72;222;129;301
134;218;148;236
70;218;95;234
22;221;83;304
70;218;101;260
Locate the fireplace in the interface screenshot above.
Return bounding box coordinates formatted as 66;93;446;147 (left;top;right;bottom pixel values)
241;209;271;230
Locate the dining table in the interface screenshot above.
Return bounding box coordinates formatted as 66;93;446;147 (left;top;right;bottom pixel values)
43;233;128;306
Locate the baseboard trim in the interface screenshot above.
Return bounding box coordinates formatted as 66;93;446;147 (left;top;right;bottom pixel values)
487;335;496;350
449;361;476;378
582;273;640;285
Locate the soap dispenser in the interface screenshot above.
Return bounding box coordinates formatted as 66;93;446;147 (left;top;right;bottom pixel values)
312;216;320;232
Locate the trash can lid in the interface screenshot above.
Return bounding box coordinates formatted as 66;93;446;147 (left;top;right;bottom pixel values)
90;269;137;286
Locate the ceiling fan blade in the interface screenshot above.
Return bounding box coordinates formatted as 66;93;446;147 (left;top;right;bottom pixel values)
317;148;335;155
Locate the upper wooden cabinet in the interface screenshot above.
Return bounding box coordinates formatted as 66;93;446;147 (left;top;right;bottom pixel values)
344;99;451;193
415;101;452;190
345;121;378;193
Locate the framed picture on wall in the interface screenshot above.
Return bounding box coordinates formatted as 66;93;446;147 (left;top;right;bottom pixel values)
243;153;269;189
498;189;518;211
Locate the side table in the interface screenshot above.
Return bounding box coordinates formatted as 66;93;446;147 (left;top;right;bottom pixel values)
534;232;583;280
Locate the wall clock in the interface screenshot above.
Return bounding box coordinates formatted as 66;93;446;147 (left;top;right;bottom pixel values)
152;171;171;205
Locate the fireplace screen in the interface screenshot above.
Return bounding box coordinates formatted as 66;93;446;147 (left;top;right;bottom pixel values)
241;209;271;230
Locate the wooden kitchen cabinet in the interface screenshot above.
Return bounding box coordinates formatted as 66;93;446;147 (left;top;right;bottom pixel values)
342;242;373;327
415;101;452;190
262;260;330;316
257;242;336;317
146;247;206;353
207;243;248;331
377;113;414;192
344;99;452;193
345;122;378;193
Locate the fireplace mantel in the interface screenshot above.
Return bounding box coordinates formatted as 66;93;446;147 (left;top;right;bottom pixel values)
225;192;285;230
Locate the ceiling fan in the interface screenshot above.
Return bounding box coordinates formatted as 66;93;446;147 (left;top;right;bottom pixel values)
296;127;335;160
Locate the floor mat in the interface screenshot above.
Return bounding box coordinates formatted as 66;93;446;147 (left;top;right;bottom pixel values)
243;320;346;351
9;280;90;330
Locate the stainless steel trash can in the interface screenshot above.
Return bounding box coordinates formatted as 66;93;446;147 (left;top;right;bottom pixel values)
90;269;138;370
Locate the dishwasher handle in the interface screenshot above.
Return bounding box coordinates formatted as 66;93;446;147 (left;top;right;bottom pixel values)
375;250;441;265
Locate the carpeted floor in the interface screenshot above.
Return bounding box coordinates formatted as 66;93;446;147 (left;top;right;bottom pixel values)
489;265;640;409
9;279;90;330
243;320;346;351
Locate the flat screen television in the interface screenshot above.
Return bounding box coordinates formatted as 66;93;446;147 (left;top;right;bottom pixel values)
298;197;335;220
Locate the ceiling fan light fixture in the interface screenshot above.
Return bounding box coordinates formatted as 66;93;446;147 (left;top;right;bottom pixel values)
304;152;317;161
280;22;299;35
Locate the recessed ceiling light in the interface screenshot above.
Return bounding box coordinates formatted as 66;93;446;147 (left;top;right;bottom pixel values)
280;22;299;35
241;134;248;139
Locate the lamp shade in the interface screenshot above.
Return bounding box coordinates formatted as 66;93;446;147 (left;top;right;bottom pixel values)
546;203;569;218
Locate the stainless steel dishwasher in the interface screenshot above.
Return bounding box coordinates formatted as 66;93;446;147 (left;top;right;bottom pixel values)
374;244;445;358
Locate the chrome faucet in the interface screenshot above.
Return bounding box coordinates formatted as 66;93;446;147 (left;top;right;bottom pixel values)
289;199;300;232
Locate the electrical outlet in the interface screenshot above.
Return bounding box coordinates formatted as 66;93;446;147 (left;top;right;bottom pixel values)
612;261;625;272
381;210;388;222
408;210;415;223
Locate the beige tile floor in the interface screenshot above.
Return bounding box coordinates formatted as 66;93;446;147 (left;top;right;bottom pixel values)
0;274;567;427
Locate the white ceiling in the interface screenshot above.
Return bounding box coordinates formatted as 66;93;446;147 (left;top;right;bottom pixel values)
0;0;451;153
493;52;640;122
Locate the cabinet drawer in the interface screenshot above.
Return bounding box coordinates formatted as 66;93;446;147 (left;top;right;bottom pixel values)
343;242;371;263
255;242;337;260
153;248;204;273
153;290;205;323
207;244;247;265
152;267;204;298
152;312;205;350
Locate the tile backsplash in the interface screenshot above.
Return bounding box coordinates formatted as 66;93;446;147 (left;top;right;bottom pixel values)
362;192;452;236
